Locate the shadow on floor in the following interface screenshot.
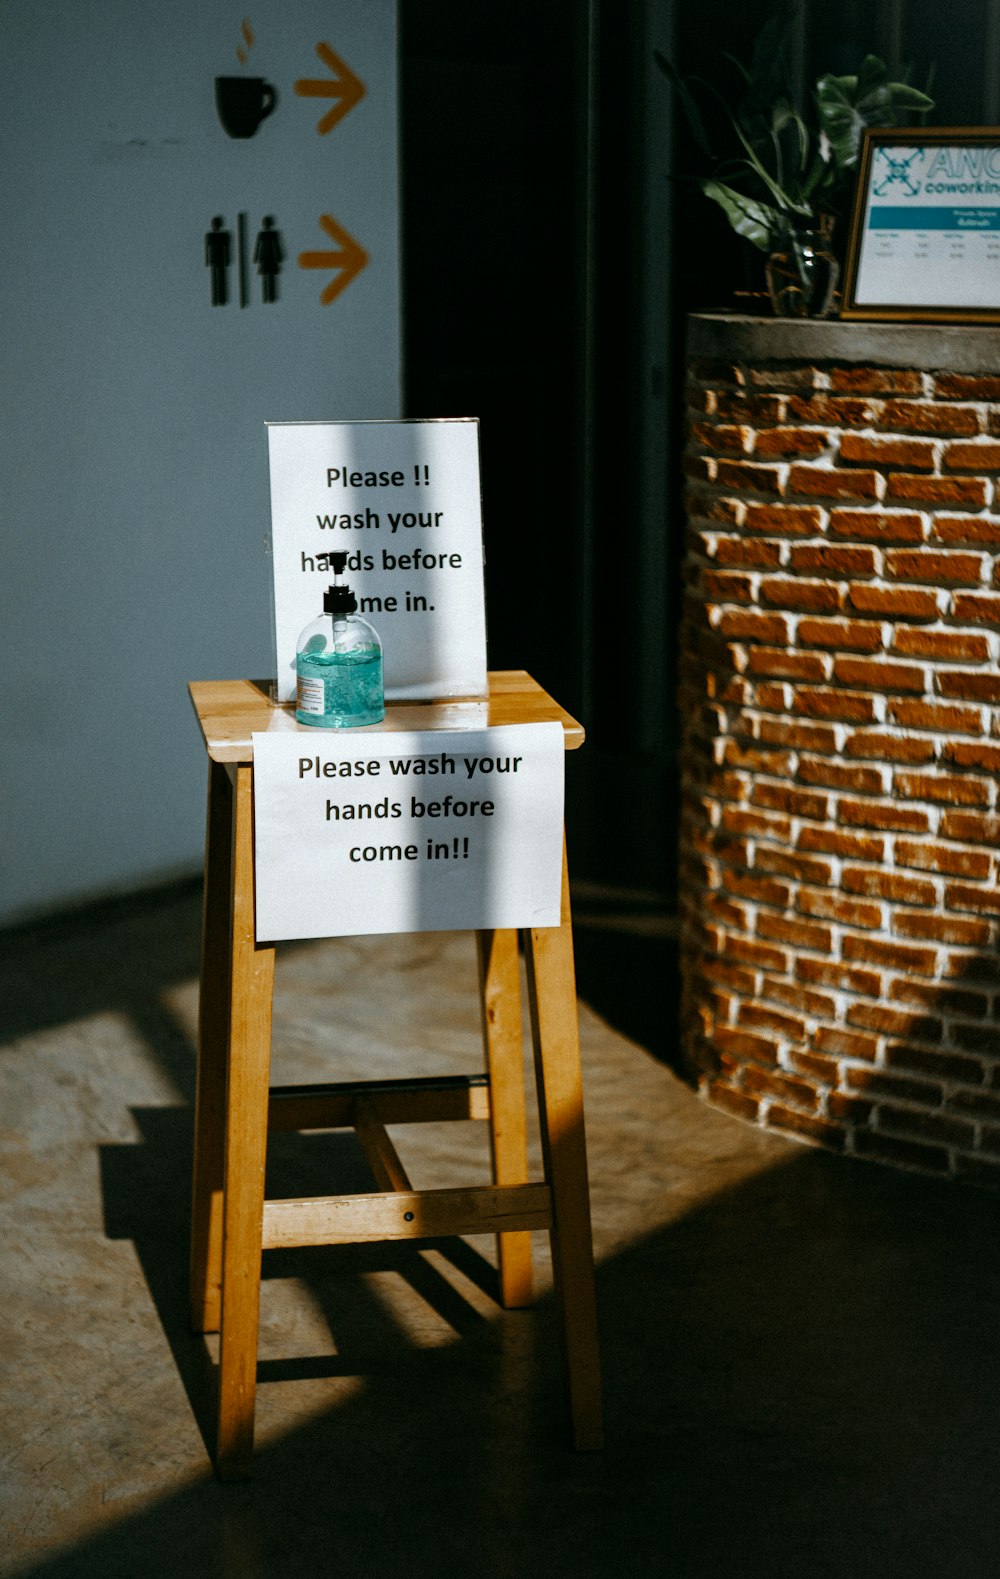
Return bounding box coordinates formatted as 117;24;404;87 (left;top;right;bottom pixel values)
15;1130;1000;1579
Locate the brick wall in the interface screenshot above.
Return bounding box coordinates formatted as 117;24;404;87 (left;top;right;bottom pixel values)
680;355;1000;1185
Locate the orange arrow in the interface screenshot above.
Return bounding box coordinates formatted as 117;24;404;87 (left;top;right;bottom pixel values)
298;214;369;304
294;43;365;134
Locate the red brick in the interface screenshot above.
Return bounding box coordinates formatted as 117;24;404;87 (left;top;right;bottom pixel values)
686;493;744;526
788;1055;843;1094
715;610;789;643
844;731;936;763
930;514;1000;546
894;837;992;880
846;1003;942;1039
766;1105;846;1146
885;1045;982;1084
853;1130;950;1173
716;459;785;495
838;798;931;833
848;584;940;620
683;455;716;485
797;757;887;794
702;569;755;604
724;939;788;978
762;979;837;1019
746;647;830;681
754;427;831;459
895;910;990;946
840;433;937;469
944;439;1000;470
748;366;821;392
688;359;745;386
845;1066;942;1104
743;502;822;537
796;958;881;995
947;1091;1000;1122
889;698;983;734
691;421;753;455
878;1105;976;1149
714;1027;780;1065
755;681;793;710
756;912;833;953
934;372;1000;400
831;367;924;395
890;977;989;1017
894;770;991;807
706;1082;760;1122
705;892;750;928
793;688;878;723
788;465;882;500
738;1004;808;1043
758;718;837;753
936;670;1000;703
719;392;786;424
752;782;830;820
887;473;990;507
843;935;937;972
797;617;884;652
742;1066;819;1106
827;1092;876;1124
945;881;1000;917
940;811;1000;845
711;537;783;569
722;740;795;775
723;870;791;908
945;740;1000;773
842;867;935;906
886;549;984;585
759;577;843;613
957;1023;1000;1056
787;394;881;427
699;957;758;996
797;826;884;862
753;846;833;885
950;592;1000;626
788;544;878;577
891;627;991;662
832;657;926;693
880;400;979;436
816;1027;879;1061
797;887;882;928
829;509;924;544
721;806;792;839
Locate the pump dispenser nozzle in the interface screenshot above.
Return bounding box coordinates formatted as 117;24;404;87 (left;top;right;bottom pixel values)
323;552;357;615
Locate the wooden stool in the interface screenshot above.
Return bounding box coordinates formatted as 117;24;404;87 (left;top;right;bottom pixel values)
188;673;602;1479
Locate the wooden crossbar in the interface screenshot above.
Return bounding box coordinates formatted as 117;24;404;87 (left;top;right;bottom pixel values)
261;1182;553;1250
352;1096;412;1192
267;1073;492;1132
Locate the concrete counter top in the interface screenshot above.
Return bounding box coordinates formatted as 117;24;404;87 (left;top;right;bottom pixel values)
687;312;1000;374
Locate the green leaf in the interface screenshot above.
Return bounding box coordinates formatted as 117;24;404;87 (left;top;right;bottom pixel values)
653;50;713;156
701;179;783;250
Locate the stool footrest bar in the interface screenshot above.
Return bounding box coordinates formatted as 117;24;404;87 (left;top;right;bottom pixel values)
268;1073;492;1131
261;1182;552;1249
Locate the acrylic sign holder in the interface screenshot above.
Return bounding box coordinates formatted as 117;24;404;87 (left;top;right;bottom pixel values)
187;672;603;1478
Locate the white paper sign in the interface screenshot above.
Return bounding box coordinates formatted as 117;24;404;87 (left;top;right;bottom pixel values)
267;419;488;703
251;724;565;941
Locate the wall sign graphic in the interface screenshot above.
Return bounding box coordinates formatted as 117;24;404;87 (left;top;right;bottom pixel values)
251;723;566;941
297;212;368;302
267;419;488;704
294;42;366;133
843;127;1000;322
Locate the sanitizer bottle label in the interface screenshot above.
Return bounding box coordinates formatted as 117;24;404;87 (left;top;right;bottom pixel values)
296;674;326;715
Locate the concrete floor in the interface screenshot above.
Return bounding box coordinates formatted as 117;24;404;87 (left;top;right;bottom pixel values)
2;881;1000;1578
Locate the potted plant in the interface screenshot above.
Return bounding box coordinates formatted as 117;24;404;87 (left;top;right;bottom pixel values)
656;14;934;316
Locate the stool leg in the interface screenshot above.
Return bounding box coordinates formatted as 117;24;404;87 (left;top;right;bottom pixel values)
476;929;533;1308
191;759;234;1334
522;842;603;1451
216;765;275;1480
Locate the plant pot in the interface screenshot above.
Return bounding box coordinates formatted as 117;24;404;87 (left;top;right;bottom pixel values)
765;219;840;318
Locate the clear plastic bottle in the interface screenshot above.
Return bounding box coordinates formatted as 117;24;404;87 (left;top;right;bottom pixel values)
295;552;385;728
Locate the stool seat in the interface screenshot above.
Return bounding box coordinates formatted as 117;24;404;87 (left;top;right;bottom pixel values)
188;673;602;1478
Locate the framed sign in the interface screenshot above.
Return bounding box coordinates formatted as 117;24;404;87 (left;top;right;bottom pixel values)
842;127;1000;322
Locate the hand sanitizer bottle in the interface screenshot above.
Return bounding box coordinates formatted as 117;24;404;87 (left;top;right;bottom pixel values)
295;552;385;728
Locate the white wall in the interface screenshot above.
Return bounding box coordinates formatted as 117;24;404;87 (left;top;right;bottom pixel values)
0;0;400;924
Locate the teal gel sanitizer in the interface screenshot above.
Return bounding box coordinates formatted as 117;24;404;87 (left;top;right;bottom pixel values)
295;552;386;728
